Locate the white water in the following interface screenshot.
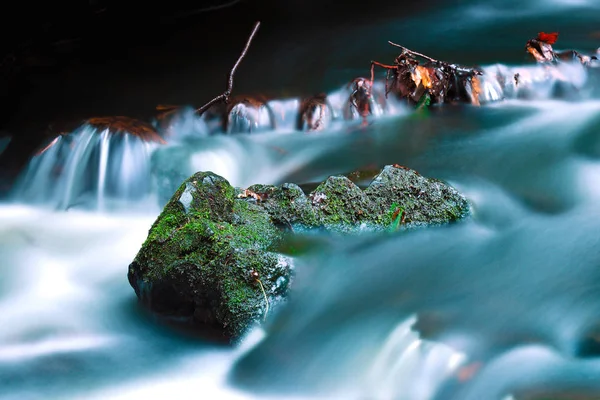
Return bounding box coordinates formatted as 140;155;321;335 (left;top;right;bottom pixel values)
11;125;158;211
0;203;461;400
3;97;600;399
5;44;600;399
10;60;595;212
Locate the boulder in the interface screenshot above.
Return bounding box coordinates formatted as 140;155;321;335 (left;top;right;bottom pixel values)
128;165;470;341
128;172;292;340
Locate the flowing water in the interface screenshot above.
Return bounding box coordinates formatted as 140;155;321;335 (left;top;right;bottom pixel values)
3;2;600;399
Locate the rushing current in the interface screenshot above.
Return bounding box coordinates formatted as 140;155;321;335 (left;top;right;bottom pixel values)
3;1;600;399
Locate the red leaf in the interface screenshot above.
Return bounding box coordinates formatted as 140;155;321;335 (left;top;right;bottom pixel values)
537;32;559;44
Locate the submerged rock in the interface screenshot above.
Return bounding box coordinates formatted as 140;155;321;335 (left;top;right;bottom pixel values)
225;97;274;134
128;165;469;341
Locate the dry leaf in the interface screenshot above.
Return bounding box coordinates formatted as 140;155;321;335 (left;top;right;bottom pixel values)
237;189;264;201
86;116;166;144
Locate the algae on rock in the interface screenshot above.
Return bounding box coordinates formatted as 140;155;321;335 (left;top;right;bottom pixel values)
128;171;292;340
364;165;470;226
128;165;470;341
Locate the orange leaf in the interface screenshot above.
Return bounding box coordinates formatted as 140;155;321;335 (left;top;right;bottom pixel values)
411;66;433;89
537;32;559;45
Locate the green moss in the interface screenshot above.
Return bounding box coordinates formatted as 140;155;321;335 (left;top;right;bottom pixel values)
129;171;292;340
129;165;470;341
364;165;470;226
309;176;378;230
246;183;320;228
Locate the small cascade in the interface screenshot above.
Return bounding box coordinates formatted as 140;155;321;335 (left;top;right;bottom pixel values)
9;61;597;211
12;124;160;211
226;99;275;134
478;61;595;102
153;105;210;140
267;98;302;131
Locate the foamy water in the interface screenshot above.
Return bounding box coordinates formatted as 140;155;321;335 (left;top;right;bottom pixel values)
4;1;600;397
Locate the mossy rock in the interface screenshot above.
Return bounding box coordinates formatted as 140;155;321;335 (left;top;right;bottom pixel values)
308;175;380;231
245;182;320;229
129;166;470;341
364;165;470;225
128;172;292;340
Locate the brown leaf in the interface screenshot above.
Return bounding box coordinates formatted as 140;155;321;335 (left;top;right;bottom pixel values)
412;66;433;89
237;189;265;201
86;116;166;144
469;76;481;106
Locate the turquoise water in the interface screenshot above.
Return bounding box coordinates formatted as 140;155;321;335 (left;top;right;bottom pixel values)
3;1;600;399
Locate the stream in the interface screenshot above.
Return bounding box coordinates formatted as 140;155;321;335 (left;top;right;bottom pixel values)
2;1;600;399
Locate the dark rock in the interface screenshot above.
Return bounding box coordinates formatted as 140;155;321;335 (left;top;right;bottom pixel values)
129;171;292;340
225;98;274;134
245;183;320;229
297;94;332;131
129;165;470;341
309;176;379;230
364;165;470;225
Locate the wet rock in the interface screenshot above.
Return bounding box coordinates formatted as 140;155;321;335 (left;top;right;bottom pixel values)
225;97;274;134
129;166;470;341
343;78;388;122
364;165;470;225
245;183;320;229
297;94;333;131
128;171;292;340
247;166;469;231
309;176;379;229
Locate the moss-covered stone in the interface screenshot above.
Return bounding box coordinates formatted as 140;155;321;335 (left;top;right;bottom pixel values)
364;165;470;226
245;183;320;229
129;165;470;341
128;171;292;340
309;176;379;231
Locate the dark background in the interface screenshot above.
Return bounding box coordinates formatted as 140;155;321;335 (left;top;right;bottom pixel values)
0;0;441;193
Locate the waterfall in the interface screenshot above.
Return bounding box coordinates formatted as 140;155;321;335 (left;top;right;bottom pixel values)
12;124;159;211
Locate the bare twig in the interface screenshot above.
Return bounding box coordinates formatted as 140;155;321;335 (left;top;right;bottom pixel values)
387;41;482;75
371;60;397;70
371;60;400;98
196;21;261;115
388;41;437;62
256;278;269;321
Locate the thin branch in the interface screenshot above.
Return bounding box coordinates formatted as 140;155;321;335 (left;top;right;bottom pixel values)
256;278;269;320
388;41;437;63
196;21;261;115
371;60;397;69
371;60;398;98
387;41;482;75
